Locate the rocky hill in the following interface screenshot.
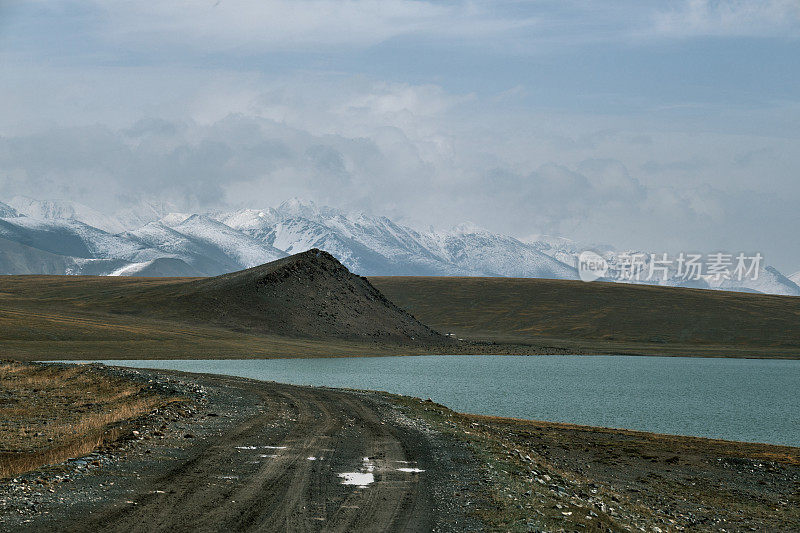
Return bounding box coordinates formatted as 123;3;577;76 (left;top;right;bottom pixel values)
101;249;447;344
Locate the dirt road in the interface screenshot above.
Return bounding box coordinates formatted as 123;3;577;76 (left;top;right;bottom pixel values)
9;373;482;533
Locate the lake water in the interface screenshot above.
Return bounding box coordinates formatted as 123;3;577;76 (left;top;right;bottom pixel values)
83;355;800;447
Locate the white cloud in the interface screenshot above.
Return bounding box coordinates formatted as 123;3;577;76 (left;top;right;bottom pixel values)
78;0;536;52
1;78;799;269
653;0;800;38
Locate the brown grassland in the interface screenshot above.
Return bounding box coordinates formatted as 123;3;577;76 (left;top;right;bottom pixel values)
372;276;800;358
0;360;180;479
0;273;797;360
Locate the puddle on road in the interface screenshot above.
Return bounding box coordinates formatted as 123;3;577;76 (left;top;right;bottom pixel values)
338;457;376;488
396;467;425;473
338;472;375;487
235;446;257;450
260;445;287;450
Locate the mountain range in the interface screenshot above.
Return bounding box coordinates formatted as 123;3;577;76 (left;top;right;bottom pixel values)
1;196;798;296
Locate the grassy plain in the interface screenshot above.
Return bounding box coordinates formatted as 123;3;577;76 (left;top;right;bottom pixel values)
1;273;798;360
372;276;800;358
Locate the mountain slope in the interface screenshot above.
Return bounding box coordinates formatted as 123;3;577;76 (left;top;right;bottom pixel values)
0;217;162;262
0;202;18;218
162;215;286;269
124;221;249;276
0;236;78;275
107;257;201;277
425;225;579;279
715;266;800;297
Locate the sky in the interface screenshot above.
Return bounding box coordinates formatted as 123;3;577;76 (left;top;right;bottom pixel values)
0;0;798;271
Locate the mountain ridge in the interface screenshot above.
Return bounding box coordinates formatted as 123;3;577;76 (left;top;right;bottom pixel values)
0;196;798;297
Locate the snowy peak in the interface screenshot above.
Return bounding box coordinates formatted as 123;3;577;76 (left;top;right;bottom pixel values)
9;196;127;234
212;208;279;231
8;196;171;234
425;228;579;279
715;265;800;297
445;222;495;237
159;212;194;227
168;214;286;269
275;198;332;221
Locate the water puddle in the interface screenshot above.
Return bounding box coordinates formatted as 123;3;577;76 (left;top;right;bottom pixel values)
338;457;375;488
396;467;425;473
235;446;257;450
338;472;375;487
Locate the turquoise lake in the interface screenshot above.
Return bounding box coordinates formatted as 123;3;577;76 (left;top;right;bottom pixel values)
82;355;800;447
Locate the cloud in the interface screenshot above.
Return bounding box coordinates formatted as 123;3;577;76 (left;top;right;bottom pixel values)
653;0;800;38
50;0;537;54
1;93;798;270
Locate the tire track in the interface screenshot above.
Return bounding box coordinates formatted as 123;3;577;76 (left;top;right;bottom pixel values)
65;380;435;533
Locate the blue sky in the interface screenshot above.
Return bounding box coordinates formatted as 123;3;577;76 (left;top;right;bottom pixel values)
0;0;799;270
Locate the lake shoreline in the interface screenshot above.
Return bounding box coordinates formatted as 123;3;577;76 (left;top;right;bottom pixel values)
58;355;800;447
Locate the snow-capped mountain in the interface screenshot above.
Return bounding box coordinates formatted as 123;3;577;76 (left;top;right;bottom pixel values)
123;221;246;276
790;271;800;286
158;214;285;270
529;240;800;297
426;224;578;279
217;200;474;276
713;266;800;296
8;196;173;234
0;216;162;262
0;196;798;297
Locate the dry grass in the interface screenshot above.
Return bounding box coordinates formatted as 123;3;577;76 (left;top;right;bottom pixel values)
372;276;800;357
0;360;178;478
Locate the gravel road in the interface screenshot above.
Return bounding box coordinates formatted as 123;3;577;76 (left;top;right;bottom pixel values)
4;371;483;533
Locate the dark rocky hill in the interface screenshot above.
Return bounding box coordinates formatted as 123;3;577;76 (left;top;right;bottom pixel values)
122;249;447;344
